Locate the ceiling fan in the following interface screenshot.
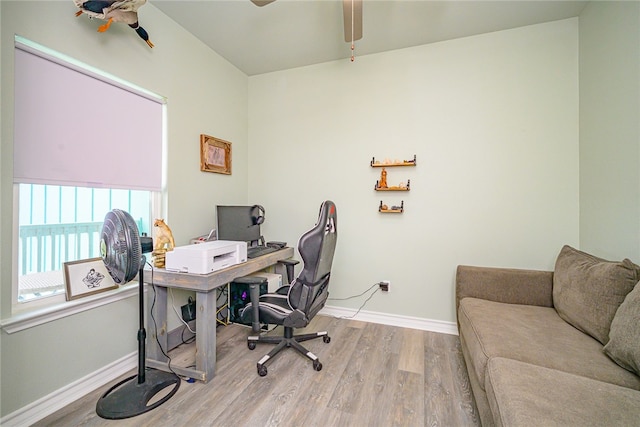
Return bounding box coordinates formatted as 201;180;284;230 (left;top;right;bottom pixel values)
251;0;363;43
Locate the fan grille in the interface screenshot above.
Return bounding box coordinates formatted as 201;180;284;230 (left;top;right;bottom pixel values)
101;209;142;284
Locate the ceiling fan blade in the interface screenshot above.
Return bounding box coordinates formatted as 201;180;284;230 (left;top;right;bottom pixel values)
343;0;363;42
251;0;276;6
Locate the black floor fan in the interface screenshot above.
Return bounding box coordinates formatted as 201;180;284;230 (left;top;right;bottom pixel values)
96;209;180;419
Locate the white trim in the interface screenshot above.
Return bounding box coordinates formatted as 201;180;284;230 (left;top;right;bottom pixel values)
320;305;458;335
0;352;137;427
1;284;140;334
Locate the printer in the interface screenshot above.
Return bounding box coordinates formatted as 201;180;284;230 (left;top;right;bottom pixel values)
165;240;247;274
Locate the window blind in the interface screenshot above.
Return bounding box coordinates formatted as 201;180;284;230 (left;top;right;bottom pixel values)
13;40;164;191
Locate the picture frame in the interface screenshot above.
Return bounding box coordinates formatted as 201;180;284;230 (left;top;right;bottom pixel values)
64;257;118;301
200;134;232;175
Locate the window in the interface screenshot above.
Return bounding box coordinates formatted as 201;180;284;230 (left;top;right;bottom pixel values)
13;37;165;310
17;184;153;303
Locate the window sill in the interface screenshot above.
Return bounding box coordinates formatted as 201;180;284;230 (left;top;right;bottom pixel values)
1;283;142;334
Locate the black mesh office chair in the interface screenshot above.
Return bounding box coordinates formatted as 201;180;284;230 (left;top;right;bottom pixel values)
240;200;337;376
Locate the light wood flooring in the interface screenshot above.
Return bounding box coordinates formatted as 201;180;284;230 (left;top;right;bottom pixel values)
34;315;480;426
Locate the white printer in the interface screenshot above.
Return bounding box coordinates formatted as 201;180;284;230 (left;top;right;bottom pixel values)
165;240;247;274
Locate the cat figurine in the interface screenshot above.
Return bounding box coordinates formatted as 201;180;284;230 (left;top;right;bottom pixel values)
153;218;175;251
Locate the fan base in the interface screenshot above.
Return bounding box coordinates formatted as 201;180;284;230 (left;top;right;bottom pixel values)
96;369;180;419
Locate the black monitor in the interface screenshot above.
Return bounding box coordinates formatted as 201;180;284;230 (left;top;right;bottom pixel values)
216;205;263;246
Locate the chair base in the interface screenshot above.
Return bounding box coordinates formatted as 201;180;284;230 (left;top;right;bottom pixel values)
247;326;331;376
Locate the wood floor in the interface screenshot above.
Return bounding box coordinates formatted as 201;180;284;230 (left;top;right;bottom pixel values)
34;315;480;426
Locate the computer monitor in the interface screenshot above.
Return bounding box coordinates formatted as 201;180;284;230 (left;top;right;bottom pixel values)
216;205;263;246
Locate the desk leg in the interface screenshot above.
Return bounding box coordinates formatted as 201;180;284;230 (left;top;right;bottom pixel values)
195;289;216;382
147;284;169;364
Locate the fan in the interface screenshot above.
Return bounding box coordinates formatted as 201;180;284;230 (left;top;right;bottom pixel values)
96;209;180;420
251;0;363;42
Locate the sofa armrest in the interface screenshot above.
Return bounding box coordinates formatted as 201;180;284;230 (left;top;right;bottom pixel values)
456;265;554;312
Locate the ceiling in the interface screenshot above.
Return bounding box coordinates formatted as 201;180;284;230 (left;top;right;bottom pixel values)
153;0;588;76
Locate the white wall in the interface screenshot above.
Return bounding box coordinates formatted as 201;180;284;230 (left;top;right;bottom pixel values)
0;1;248;417
248;19;580;323
579;1;640;262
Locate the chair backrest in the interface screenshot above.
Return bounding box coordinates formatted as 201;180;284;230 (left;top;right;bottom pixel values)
288;201;337;317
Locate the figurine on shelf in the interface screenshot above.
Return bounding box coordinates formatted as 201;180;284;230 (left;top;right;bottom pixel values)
379;168;388;188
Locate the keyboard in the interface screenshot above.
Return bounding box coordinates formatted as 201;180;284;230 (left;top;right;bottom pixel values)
247;245;278;259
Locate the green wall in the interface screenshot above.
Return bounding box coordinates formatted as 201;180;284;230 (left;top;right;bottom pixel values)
248;18;580;323
579;1;640;261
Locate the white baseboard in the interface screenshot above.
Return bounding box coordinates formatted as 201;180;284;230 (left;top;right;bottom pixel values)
320;305;458;335
1;352;136;427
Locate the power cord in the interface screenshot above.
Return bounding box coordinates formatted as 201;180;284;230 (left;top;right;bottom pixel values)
147;262;190;382
181;325;196;345
328;283;381;319
169;287;196;334
328;283;378;301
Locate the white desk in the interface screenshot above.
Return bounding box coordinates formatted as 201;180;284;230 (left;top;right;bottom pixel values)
144;247;294;382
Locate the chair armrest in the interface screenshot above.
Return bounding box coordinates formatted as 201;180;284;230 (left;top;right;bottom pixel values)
455;265;554;312
276;258;300;284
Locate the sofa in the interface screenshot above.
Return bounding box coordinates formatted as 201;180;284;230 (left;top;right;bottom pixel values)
456;245;640;426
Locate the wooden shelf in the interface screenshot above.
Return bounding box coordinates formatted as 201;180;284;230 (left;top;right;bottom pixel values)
379;200;404;213
371;155;416;167
375;179;410;191
375;186;410;191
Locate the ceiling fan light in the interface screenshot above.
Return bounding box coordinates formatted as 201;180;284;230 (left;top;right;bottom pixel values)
251;0;276;6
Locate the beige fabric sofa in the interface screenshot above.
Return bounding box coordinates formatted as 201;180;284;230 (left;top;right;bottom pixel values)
456;246;640;426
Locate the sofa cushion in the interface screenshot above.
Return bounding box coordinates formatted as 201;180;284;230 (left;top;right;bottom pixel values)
604;282;640;375
458;297;640;392
485;357;640;427
553;245;640;344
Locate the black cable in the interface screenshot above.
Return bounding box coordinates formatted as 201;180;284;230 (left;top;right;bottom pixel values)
181;324;196;345
147;262;190;382
335;286;380;319
328;282;378;301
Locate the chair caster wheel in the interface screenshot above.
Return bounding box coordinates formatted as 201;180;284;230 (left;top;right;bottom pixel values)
313;360;322;371
248;341;256;350
258;365;267;376
323;335;331;343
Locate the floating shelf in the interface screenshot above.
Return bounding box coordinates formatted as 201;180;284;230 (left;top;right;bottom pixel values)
379;200;404;213
371;155;416;167
374;179;410;191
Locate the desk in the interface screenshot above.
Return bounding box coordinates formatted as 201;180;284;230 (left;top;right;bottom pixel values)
145;247;294;382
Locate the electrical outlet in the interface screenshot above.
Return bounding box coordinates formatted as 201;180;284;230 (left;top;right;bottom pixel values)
181;297;197;322
379;280;390;292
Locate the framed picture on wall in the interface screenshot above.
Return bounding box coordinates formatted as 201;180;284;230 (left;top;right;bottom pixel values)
200;134;232;175
64;257;118;300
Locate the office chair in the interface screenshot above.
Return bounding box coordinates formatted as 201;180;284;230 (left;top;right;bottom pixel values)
240;200;337;376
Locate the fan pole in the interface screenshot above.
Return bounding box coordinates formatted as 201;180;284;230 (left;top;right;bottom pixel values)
137;262;146;384
96;254;181;419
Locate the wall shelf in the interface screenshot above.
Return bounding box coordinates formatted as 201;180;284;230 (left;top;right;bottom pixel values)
379;200;404;213
371;155;416;167
374;179;410;191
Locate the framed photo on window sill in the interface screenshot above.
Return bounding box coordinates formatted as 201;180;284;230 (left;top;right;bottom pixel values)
64;258;117;301
200;134;232;175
